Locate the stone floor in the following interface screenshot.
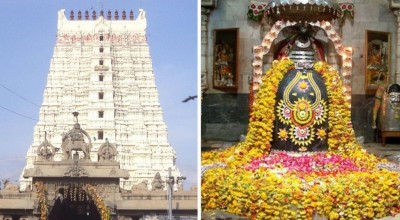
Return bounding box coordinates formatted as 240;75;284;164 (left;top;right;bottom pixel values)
201;140;400;220
363;142;400;164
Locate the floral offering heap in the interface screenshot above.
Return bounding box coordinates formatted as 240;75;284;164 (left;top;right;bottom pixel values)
202;58;400;220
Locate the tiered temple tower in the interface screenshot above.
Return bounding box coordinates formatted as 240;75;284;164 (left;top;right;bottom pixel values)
19;9;180;190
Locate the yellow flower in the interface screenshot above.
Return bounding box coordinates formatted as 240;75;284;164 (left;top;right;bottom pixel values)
299;80;308;90
201;59;400;220
278;128;288;140
317;129;326;140
329;211;339;219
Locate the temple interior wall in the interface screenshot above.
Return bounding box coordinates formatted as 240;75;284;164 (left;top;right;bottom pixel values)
202;0;397;142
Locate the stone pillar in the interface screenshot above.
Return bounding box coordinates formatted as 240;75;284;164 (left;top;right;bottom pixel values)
393;10;400;83
201;7;212;95
201;1;217;95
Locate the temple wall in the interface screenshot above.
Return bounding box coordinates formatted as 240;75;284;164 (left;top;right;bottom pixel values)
201;93;249;141
342;0;397;94
202;0;397;142
205;0;261;94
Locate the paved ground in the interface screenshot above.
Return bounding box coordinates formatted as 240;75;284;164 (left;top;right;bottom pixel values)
363;142;400;164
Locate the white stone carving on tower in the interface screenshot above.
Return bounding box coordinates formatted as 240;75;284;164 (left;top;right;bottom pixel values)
19;9;181;190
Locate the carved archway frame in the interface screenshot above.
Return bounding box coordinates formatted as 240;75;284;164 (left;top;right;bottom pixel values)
252;20;353;106
40;182;107;220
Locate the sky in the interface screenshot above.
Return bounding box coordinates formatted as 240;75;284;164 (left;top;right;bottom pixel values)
0;0;198;190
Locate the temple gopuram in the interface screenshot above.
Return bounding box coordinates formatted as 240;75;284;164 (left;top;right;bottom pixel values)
0;8;197;220
202;0;400;219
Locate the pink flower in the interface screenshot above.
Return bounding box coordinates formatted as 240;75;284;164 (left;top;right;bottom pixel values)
245;152;366;175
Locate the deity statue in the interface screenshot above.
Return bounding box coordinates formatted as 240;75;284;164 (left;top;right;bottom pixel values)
372;85;387;129
61;112;92;160
131;180;149;192
101;148;112;160
1;180;19;192
98;140;117;161
151;172;165;191
37;131;56;161
214;42;235;86
366;42;388;86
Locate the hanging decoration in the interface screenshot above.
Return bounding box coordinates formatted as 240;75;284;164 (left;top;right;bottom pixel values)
83;184;110;220
35;181;49;220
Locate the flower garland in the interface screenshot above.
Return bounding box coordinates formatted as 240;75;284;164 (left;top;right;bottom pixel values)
245;58;294;152
35;181;49;220
249;79;255;115
83;184;110;220
313;61;379;168
201;59;400;219
313;62;356;153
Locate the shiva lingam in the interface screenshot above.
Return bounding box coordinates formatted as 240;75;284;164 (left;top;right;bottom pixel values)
272;25;328;152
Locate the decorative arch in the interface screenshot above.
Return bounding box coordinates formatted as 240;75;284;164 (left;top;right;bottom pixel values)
61;125;92;145
252;20;353;105
48;183;106;220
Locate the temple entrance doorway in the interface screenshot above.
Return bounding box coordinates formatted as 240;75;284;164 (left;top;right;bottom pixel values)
49;186;101;220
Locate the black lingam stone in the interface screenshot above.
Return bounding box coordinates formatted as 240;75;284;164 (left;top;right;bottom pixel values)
272;68;329;152
271;25;330;152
